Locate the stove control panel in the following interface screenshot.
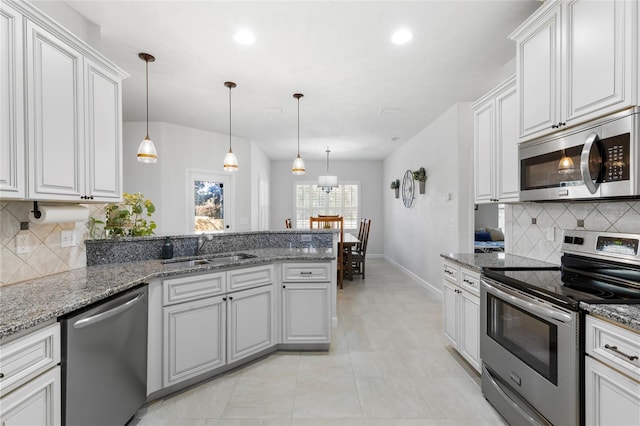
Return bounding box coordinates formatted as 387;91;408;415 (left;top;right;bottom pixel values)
596;236;638;256
562;230;640;264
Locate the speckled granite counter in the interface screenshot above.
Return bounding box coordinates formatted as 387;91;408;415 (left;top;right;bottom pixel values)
440;252;559;272
580;303;640;333
0;247;334;340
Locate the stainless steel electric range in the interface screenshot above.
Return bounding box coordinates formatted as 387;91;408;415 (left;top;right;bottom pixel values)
480;230;640;426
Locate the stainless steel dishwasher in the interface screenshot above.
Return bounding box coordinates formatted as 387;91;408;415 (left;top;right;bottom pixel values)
61;285;148;426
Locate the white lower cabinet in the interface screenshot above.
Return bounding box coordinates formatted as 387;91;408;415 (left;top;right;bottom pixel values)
584;315;640;426
227;284;275;363
0;366;61;426
163;296;226;387
0;323;61;426
281;263;331;346
282;282;330;344
442;261;481;372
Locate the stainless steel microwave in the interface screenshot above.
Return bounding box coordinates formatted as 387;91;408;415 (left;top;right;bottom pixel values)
519;107;639;201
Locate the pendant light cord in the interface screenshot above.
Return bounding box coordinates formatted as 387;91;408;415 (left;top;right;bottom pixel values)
297;97;300;156
145;58;149;138
326;148;330;173
228;85;232;150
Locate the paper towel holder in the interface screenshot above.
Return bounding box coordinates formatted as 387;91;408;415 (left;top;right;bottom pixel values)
32;201;42;219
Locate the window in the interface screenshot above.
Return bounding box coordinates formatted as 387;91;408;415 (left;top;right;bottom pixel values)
294;182;360;229
187;170;233;233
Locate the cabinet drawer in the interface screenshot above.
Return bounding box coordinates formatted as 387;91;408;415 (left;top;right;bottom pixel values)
442;262;459;284
228;264;274;291
163;272;226;306
460;269;480;296
0;323;60;397
586;315;640;381
282;263;331;282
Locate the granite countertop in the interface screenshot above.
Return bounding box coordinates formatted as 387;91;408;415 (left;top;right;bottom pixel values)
0;247;334;341
440;252;559;272
580;303;640;333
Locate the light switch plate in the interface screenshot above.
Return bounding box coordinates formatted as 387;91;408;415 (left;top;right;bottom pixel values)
546;227;555;242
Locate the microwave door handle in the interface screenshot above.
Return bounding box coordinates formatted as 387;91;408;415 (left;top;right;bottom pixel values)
580;132;600;195
482;280;573;324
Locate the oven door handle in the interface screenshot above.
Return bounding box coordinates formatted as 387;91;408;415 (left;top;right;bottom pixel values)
482;279;573;324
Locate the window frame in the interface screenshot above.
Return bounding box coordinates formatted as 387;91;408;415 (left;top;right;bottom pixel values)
293;180;361;230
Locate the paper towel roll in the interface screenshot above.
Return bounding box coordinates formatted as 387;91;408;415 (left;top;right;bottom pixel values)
29;205;89;224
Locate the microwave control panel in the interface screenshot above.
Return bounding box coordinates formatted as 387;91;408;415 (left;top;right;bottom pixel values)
602;133;630;182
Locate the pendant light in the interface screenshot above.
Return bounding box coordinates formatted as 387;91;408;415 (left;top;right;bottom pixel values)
291;93;305;175
137;53;158;163
318;147;338;193
558;149;575;174
223;81;239;172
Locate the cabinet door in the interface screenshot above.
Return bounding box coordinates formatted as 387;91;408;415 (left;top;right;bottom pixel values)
564;0;634;125
25;19;85;200
516;2;561;140
0;366;61;426
495;79;520;202
585;356;640;426
84;59;122;201
163;296;226;387
0;2;25;199
474;100;494;203
459;290;481;372
282;282;330;344
442;280;459;348
227;285;275;363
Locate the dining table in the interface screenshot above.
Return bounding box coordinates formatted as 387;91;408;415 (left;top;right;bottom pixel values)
342;233;360;281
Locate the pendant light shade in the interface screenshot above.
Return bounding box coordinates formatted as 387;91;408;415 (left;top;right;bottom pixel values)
318;147;338;193
292;93;305;175
558;149;575;174
137;53;158;163
223;81;238;172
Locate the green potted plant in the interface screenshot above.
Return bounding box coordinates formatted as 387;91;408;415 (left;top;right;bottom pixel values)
390;179;400;198
413;167;427;194
90;192;157;238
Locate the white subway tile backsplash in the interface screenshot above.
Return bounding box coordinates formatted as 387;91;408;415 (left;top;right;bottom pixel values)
506;200;640;264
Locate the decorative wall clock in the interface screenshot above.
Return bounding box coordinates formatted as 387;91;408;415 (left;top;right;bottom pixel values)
402;169;414;208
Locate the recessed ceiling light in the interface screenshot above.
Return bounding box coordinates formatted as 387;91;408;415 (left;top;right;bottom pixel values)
380;108;404;114
233;29;255;45
391;29;413;45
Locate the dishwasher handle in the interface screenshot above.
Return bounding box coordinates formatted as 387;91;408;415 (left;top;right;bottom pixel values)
73;292;145;329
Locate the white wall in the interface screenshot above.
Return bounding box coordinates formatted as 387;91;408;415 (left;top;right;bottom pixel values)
383;103;474;292
31;1;102;50
250;141;271;230
123;122;254;234
475;204;499;229
270;159;384;256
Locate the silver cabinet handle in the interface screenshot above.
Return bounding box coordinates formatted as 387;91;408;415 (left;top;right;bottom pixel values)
463;278;477;287
73;293;144;329
300;271;313;275
580;132;601;195
604;344;639;361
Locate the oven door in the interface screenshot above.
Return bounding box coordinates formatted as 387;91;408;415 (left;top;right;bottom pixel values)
480;278;579;426
519;109;635;201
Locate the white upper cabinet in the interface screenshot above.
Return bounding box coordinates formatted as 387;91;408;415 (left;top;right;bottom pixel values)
1;0;127;202
472;77;519;204
26;19;85;200
511;0;637;142
0;2;25;199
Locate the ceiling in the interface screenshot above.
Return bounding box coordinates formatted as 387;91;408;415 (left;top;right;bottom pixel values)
58;0;540;160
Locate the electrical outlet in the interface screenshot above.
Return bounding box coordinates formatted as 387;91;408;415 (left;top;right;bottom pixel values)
16;234;29;254
61;230;76;247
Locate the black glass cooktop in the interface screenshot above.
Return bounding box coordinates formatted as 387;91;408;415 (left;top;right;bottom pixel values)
483;255;640;310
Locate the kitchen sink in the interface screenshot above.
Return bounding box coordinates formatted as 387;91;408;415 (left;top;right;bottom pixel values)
162;253;256;267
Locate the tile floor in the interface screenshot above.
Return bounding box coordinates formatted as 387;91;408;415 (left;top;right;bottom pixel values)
130;259;507;426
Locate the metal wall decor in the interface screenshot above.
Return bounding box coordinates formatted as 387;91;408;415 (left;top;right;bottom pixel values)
402;170;414;208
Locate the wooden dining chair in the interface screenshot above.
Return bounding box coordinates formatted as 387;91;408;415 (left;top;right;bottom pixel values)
351;219;371;279
285;218;292;228
310;216;344;288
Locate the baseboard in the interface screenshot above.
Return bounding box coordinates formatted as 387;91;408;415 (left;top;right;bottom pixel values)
383;255;442;298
